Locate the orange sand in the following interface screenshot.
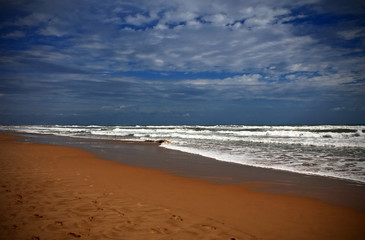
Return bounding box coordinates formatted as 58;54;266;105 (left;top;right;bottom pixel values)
0;134;364;239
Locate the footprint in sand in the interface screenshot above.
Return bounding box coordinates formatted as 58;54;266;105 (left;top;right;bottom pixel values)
90;200;104;211
95;206;103;211
201;224;217;231
111;208;125;217
11;194;23;205
28;205;36;210
137;202;145;207
150;227;169;234
55;221;63;226
68;232;81;238
2;185;11;193
169;214;183;222
44;221;63;231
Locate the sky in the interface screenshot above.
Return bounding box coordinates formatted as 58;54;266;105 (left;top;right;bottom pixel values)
0;0;364;125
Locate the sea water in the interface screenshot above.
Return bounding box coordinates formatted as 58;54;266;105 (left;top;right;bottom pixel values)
1;125;364;183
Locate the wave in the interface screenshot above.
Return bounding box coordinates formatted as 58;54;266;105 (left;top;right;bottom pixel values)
1;124;365;147
1;124;365;183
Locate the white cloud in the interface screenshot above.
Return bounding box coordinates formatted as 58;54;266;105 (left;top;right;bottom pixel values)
125;11;159;26
38;17;69;37
154;59;164;66
235;74;263;84
1;0;364;98
202;13;230;26
338;29;364;40
14;13;50;26
179;74;264;89
333;107;346;111
39;26;67;37
2;31;25;39
289;64;310;72
101;105;129;111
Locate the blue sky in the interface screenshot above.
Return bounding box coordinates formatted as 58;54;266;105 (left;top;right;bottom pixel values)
0;0;364;125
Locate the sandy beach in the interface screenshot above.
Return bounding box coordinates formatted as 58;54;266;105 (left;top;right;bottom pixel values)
0;134;364;240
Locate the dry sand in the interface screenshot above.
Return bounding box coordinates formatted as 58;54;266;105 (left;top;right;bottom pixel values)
0;134;364;240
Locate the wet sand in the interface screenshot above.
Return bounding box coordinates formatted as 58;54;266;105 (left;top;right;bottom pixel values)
17;133;365;211
0;134;364;239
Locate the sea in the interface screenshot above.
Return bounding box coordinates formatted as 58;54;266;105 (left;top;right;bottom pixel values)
1;125;365;183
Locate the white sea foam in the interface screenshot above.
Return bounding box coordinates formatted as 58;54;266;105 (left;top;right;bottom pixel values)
1;124;364;183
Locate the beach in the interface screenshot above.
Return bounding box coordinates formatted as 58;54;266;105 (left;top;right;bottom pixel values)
0;134;364;240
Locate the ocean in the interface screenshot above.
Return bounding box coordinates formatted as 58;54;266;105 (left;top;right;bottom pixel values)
1;125;365;183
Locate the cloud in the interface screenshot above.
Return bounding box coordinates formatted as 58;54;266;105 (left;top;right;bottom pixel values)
13;13;50;27
0;0;364;124
1;30;25;39
337;29;365;40
333;107;346;111
101;105;129;111
39;24;68;37
125;11;159;26
1;0;363;76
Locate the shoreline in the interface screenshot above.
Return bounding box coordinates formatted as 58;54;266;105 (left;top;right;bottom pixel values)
10;131;365;211
1;133;365;239
10;130;364;182
3;124;364;185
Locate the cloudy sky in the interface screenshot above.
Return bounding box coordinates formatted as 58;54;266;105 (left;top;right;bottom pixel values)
0;0;364;125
